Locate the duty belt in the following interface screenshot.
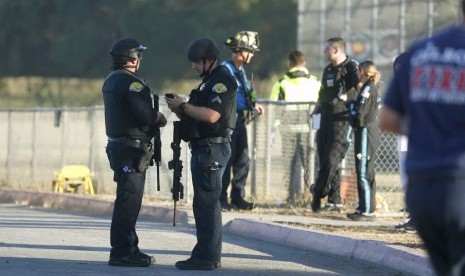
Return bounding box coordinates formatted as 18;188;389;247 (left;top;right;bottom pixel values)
108;137;152;152
189;137;231;149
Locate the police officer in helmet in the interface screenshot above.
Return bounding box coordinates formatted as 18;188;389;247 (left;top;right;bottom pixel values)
103;37;167;267
165;37;237;270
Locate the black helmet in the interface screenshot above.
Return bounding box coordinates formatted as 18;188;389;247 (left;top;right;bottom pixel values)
110;38;146;64
187;38;220;62
224;31;260;52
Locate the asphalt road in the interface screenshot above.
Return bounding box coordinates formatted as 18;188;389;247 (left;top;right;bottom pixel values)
0;203;408;275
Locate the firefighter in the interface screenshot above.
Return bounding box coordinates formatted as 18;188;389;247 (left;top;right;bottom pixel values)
221;31;264;211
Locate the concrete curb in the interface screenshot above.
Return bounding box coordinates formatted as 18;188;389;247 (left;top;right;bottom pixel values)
0;189;188;225
225;219;433;276
0;189;432;275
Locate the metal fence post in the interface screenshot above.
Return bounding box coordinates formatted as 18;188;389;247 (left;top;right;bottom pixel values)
265;102;272;197
59;109;68;168
251;116;257;197
6;110;12;184
32;111;40;184
88;108;97;172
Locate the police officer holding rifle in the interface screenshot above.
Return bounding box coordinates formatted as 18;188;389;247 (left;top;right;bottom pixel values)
165;37;237;270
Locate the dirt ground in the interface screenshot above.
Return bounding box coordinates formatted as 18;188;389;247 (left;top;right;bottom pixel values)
254;206;427;256
140;196;426;256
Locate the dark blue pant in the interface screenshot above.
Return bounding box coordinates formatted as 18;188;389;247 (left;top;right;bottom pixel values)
191;142;231;262
221;115;248;202
110;171;146;258
106;142;147;258
407;173;465;276
314;115;351;205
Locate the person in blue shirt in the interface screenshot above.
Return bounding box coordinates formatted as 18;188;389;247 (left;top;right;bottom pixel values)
379;1;465;273
221;31;264;211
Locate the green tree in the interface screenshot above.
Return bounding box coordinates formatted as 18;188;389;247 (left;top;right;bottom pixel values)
0;0;298;82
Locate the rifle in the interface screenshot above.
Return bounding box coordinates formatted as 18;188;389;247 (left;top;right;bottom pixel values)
168;121;184;226
152;93;161;191
238;71;257;124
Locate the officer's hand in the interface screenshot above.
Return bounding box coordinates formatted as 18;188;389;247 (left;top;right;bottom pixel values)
156;112;167;127
255;103;264;115
165;94;182;112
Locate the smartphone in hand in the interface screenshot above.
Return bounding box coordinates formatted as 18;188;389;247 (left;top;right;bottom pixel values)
165;93;175;99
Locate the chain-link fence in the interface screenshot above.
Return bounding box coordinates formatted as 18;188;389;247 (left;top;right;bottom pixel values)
0;100;403;213
252;101;401;213
297;0;461;90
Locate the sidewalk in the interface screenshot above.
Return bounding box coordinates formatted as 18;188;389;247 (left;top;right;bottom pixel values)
0;189;432;276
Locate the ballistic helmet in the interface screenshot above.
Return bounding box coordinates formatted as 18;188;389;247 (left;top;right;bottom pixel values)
224;31;260;53
110;38;146;64
187;38;220;62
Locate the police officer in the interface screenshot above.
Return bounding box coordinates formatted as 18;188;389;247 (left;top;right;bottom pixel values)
311;37;359;213
165;38;237;270
221;31;264;211
102;38;167;267
269;50;321;201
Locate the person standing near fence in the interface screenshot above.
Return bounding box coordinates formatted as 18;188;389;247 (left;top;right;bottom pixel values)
391;52;415;233
103;38;167;267
311;37;359;213
165;37;237;270
346;60;380;221
269;50;320;202
379;1;465;272
221;31;264;211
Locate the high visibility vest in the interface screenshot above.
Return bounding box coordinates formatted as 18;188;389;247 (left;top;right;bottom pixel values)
270;66;320;102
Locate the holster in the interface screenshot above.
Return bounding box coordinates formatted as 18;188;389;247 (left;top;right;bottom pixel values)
107;138;154;173
136;146;153;172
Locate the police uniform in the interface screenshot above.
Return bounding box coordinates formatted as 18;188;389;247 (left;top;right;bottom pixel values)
181;64;237;265
270;66;320;200
348;80;380;216
103;67;158;261
383;24;465;275
313;56;358;210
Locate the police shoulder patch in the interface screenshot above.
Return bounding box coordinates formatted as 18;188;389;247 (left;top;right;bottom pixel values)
129;82;144;92
212;83;227;93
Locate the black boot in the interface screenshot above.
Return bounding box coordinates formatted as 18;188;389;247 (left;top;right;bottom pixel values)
231;198;254;210
175;258;221;270
135;251;156;264
310;184;321;212
220;199;237;212
108;254;151;267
